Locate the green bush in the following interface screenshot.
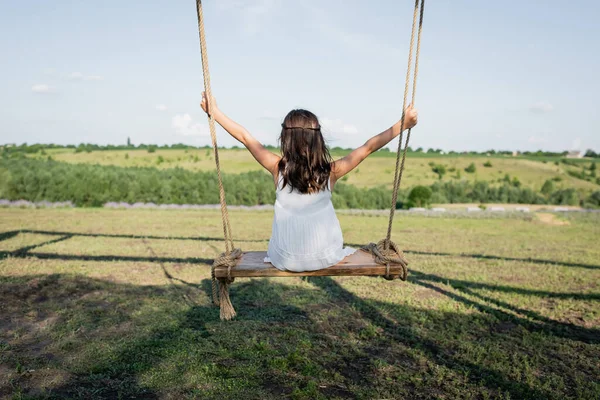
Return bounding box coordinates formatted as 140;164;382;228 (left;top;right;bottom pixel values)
586;191;600;208
431;164;446;180
465;163;476;173
483;161;493;167
540;180;555;196
406;186;432;208
549;189;580;206
148;145;157;153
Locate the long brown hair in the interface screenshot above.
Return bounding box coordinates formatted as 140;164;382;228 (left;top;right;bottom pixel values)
278;109;332;194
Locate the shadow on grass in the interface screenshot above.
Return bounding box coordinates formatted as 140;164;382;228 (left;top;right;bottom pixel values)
2;230;598;271
1;273;599;399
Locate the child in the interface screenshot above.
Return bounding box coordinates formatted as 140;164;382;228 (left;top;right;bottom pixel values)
201;93;418;272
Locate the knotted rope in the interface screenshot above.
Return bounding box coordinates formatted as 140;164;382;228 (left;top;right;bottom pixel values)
361;240;408;281
363;0;425;278
195;0;242;320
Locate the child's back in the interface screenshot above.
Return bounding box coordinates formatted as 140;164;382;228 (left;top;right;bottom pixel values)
265;174;355;271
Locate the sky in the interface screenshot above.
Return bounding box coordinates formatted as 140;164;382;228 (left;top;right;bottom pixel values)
1;0;599;152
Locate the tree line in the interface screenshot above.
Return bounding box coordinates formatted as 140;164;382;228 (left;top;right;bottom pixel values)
1;159;599;209
2;142;599;158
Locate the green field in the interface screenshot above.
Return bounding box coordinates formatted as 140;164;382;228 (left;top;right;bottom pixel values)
36;148;599;193
1;208;599;399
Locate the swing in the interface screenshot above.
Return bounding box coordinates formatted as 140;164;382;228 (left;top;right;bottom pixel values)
195;0;425;320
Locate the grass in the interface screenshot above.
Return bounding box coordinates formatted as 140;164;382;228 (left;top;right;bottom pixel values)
34;148;600;193
0;208;599;399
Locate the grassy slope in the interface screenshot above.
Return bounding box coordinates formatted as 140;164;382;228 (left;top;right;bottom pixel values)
37;148;599;193
1;208;599;399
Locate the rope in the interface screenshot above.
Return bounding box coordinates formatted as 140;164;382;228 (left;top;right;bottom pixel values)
195;0;242;320
211;248;242;320
366;0;425;276
361;240;408;281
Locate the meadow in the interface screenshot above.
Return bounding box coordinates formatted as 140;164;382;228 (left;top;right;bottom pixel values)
34;148;599;193
1;207;599;399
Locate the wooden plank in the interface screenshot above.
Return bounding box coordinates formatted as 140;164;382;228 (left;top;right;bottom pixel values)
213;250;406;278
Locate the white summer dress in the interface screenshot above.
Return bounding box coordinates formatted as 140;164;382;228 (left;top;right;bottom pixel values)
264;175;356;272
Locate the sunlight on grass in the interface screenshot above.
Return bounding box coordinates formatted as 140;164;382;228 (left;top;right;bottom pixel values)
1;208;599;399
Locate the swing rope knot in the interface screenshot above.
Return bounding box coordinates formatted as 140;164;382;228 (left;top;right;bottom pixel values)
211;248;243;320
361;239;408;281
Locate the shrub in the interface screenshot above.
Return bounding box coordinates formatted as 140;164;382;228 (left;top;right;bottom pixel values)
125;153;129;160
406;185;432;208
540;179;555;195
148;145;157;153
549;189;579;206
465;163;476;173
483;161;493;167
586;191;600;207
431;164;446;180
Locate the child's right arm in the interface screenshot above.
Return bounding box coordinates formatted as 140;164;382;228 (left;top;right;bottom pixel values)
332;105;418;183
201;92;280;177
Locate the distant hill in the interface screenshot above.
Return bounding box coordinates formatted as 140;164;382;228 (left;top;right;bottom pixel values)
22;148;599;195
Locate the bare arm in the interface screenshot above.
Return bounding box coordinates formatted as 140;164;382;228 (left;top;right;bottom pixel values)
201;93;280;176
331;105;418;183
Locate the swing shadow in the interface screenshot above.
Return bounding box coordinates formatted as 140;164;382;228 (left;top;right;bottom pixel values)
2;230;598;271
4;272;593;399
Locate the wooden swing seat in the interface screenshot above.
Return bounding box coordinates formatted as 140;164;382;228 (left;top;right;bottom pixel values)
213;250;406;278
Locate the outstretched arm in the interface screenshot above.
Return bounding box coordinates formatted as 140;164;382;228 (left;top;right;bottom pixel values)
331;105;418;183
201;92;280;176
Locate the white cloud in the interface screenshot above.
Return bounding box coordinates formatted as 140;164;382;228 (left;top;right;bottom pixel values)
68;72;103;81
156;104;168;112
321;118;359;135
528;135;547;144
529;101;554;113
31;84;54;94
172;114;209;137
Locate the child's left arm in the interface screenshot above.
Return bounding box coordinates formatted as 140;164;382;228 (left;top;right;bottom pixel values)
332;105;417;183
201;92;280;177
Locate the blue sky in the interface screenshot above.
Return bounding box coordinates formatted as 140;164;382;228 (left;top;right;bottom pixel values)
1;0;599;152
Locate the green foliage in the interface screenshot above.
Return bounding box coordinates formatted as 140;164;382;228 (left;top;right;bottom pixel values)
0;159;390;209
464;163;476;173
549;189;580;206
540;180;555;196
431;164;446;180
512;177;521;187
483;161;493;167
156;156;164;165
407;186;432;208
586;191;600;208
148;145;157;153
0;159;592;209
124;153;129;160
